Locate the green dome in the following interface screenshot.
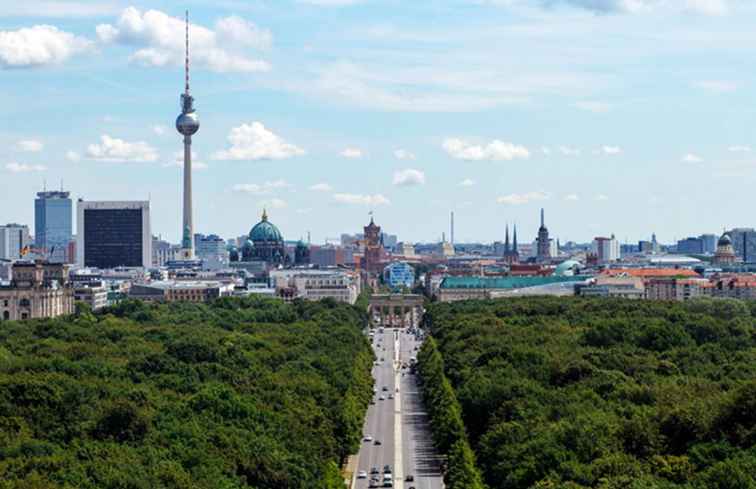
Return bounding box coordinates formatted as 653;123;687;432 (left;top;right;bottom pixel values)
249;210;283;243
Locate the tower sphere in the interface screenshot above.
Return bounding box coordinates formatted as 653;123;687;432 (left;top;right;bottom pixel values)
176;111;200;136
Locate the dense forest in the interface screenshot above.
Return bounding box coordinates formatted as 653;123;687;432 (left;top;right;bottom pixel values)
0;297;374;489
421;297;756;489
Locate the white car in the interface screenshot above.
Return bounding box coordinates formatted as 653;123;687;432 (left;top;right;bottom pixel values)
357;470;368;479
364;435;373;442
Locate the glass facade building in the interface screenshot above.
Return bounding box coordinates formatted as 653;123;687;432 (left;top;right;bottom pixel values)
383;261;416;290
77;201;151;269
35;191;72;263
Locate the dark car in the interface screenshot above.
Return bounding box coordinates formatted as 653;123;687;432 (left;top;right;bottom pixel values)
405;475;414;481
370;467;380;474
374;439;382;445
383;465;392;473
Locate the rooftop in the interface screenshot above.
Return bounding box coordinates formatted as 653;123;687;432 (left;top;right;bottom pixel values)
440;275;589;290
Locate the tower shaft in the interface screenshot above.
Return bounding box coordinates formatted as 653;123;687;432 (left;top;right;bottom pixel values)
182;136;193;257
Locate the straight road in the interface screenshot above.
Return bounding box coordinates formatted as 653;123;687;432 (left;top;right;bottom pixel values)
354;327;443;489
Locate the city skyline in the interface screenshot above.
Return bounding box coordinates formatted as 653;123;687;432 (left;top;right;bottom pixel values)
2;1;756;244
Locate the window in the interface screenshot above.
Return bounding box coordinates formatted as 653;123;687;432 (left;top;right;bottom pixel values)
2;300;7;307
19;298;31;308
2;311;8;321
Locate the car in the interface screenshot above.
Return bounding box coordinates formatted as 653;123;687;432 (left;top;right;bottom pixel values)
374;439;382;445
369;399;376;405
369;478;380;488
363;435;373;442
370;467;379;474
388;394;394;399
378;395;386;400
405;475;414;481
383;465;392;473
382;386;389;391
383;481;393;488
357;470;367;479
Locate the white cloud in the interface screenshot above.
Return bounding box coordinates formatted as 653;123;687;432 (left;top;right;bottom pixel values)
529;0;728;15
459;178;475;187
65;151;81;162
601;145;622;155
15;139;44;152
393;168;426;187
693;80;738;93
309;183;333;192
298;0;365;5
232;180;292;195
443;138;530;161
0;25;91;68
595;194;610;201
574;100;612;113
565;193;580;201
214;15;272;50
86;134;158;163
97;7;271;73
682;153;703;163
0;2;120;18
333;193;391;206
394;149;416;160
496;191;549;205
685;0;729;16
340;147;363;158
559;146;581;156
6;162;47;173
258;198;287;209
152;125;168;135
213;122;305;161
163;151;208;170
541;147;552;156
728;145;751;153
296;208;312;214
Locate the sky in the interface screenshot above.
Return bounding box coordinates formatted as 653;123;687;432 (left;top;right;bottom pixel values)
1;0;755;245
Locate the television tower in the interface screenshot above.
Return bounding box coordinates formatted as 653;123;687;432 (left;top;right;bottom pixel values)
176;10;200;260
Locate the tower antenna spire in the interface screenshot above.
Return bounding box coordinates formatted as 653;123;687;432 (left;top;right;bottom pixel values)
185;10;190;95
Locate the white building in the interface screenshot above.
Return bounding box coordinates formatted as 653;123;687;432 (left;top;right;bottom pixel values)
592;235;620;263
77;201;151;269
0;224;31;260
195;234;229;271
269;269;361;304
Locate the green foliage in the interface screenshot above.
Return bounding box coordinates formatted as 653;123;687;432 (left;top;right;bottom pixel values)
422;297;756;489
0;297;373;488
417;337;486;489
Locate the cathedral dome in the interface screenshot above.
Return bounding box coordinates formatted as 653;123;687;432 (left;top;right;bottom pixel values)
249;210;283;243
718;234;732;247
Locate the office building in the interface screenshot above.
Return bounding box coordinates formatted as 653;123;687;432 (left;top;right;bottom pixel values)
269;269;360;304
0;224;31;260
724;228;756;263
35;190;72;263
310;245;345;267
700;234;717;254
195;234;229;270
0;261;74;321
383;261;416;290
592;235;620;263
677;236;704;255
76;201;151;269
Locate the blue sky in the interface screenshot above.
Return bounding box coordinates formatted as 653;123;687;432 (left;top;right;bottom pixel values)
1;0;754;245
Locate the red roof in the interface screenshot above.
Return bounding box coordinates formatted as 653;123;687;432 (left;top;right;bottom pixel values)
602;268;700;278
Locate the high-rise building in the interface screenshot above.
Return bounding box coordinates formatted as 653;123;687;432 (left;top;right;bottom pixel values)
176;11;200;260
76;201;152;269
35;190;72;263
677;237;704;255
383;261;416;290
592;235;620;263
0;224;31;260
724;228;756;263
536;208;551;262
700;234;717;254
195;234;229;270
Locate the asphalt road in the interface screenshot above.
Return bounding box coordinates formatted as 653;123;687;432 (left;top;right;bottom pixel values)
354;328;444;489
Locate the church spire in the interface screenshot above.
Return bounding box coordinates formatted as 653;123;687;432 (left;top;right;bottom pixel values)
504;223;510;253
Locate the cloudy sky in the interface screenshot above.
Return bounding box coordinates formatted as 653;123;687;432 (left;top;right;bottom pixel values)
1;0;754;245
